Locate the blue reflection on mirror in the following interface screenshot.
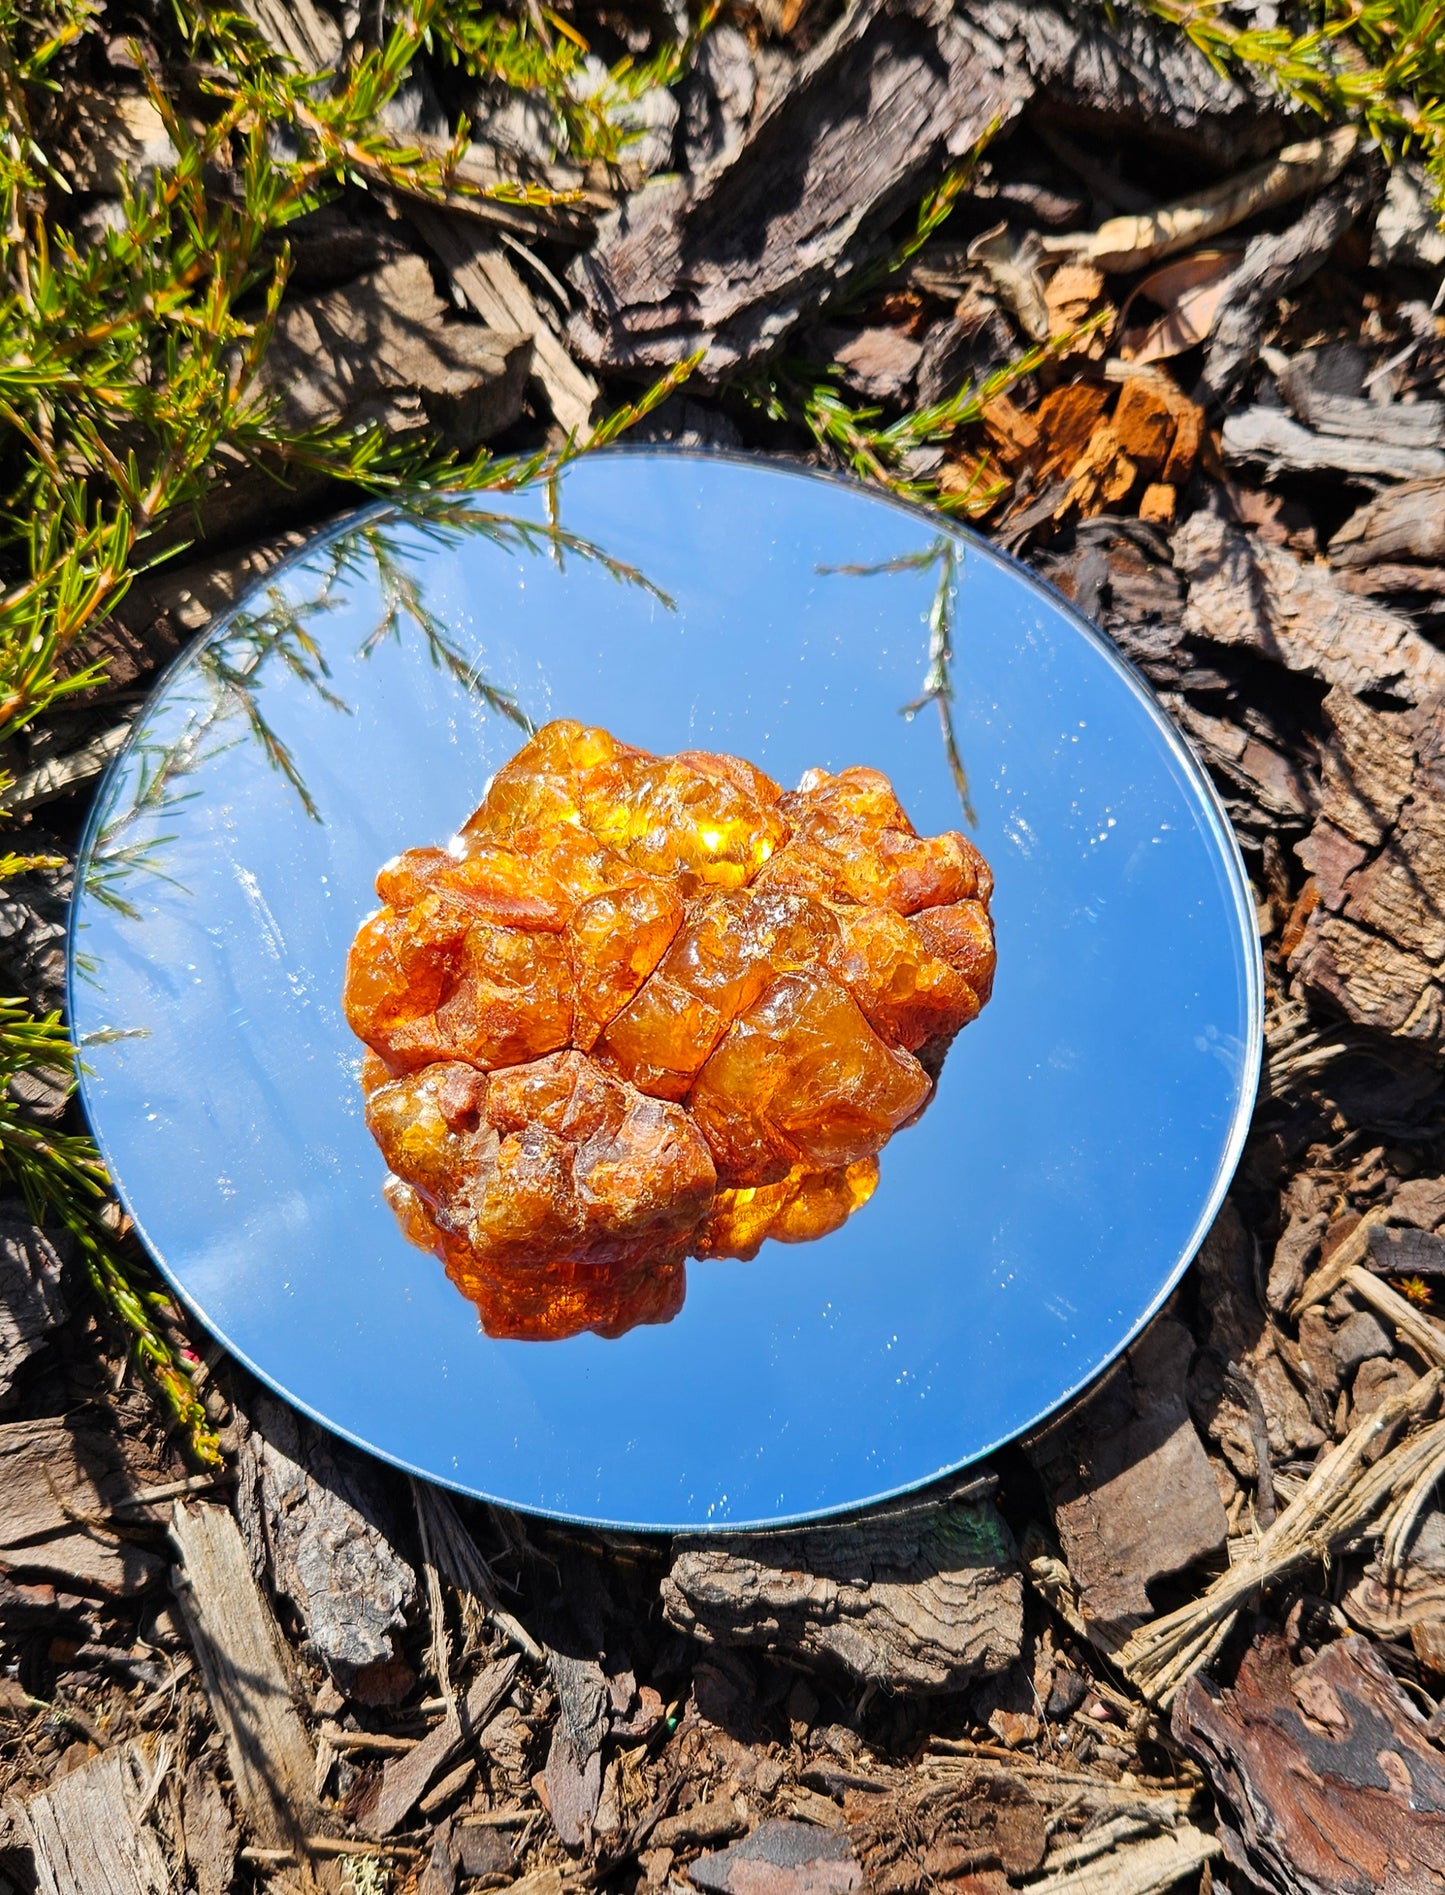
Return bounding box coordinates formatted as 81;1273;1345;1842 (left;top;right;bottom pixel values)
69;451;1261;1529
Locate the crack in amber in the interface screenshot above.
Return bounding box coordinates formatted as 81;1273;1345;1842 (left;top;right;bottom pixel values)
343;722;996;1340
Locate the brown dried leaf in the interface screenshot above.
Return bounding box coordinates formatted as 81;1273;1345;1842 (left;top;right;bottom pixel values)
1119;250;1242;363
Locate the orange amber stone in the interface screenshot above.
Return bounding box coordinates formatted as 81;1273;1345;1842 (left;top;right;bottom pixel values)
344;721;996;1340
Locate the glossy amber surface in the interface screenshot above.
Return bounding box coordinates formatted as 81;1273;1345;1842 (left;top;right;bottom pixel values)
344;722;995;1339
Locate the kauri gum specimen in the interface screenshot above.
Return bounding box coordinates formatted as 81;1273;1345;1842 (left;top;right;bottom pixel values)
344;721;995;1340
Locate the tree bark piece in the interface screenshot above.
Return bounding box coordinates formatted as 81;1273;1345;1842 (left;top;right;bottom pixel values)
1174;511;1445;705
365;1651;522;1838
1174;1632;1445;1895
1022;3;1282;165
1366;1224;1445;1278
1196;169;1378;406
1290;686;1445;1054
255;254;531;448
0;1217;67;1404
2;1528;163;1598
661;1489;1022;1692
567;0;1033;375
1278;354;1445;449
539;1650;608;1850
1221;406;1445;482
235;1384;417;1698
1028;1318;1228;1650
9;1742;171;1895
1345;1506;1445;1668
169;1502;328;1866
411;209;598;438
1330;475;1445;567
690;1819;863;1895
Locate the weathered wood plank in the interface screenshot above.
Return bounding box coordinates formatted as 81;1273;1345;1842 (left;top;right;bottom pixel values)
1331;475;1445;567
10;1742;171;1895
169;1502;324;1860
1222;405;1445;482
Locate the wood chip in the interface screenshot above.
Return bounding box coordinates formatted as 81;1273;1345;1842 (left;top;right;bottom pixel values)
181;1757;239;1895
539;1650;608;1849
1138;481;1176;524
0;1416;133;1544
1044;262;1110;356
661;1490;1022;1692
1118;1370;1445;1705
1033;381;1110;469
1110;377;1180;478
981;392;1042;466
1346;1505;1445;1664
1023;1824;1219;1895
1279;355;1445;449
1061;424;1137;515
2;1528;164;1599
1174;1632;1445;1893
366;1650;521;1837
690;1818;862;1895
826;326;924;404
10;1742;171;1895
234;0;340;69
649;1797;747;1852
254;255;532;448
169;1502;328;1865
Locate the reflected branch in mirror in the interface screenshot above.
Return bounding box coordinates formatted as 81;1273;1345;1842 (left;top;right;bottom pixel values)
821;535;977;828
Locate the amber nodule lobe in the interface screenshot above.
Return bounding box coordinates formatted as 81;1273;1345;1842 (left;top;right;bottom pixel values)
344;721;996;1341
